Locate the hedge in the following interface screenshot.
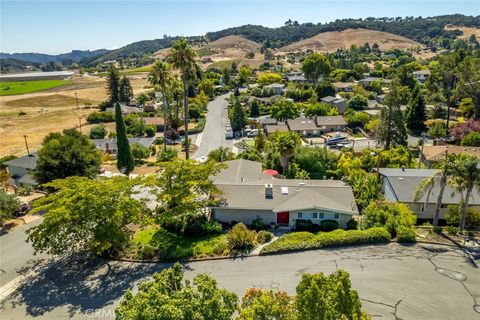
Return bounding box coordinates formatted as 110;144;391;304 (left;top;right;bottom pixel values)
86;111;115;123
260;228;391;255
189;117;206;135
396;226;416;243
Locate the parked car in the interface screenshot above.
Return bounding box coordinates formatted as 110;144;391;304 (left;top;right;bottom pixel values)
225;127;234;139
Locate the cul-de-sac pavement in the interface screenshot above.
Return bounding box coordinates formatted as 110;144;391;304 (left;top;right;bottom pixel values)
0;221;479;320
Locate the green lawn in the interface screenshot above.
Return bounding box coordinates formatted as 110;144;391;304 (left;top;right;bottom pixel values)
243;138;256;148
132;227;228;260
0;80;70;96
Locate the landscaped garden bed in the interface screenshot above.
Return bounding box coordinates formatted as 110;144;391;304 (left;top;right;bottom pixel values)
260;227;391;255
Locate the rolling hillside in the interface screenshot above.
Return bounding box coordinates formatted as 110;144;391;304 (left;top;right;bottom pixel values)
278;28;422;53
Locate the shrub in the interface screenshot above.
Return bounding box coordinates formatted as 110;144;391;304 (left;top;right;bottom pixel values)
98;100;111;111
226;223;257;252
396;226;416;243
445;205;480;229
18;111;27;116
446;226;459;235
213;242;229;256
346;219;358;230
202;220;223;234
89;125;107;139
251;216;266;231
145;125;156;137
131;143;151;161
296;219;320;232
461;132;480;147
189;117;206;134
157;148;178;162
153;136;164;145
320;219;339;232
363;201;416;237
138;244;156;260
256;230;274;244
260;228;390;254
433;226;443;235
87;111;115;123
161;214;219;237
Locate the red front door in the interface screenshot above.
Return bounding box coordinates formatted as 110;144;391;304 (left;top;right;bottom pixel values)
277;212;289;224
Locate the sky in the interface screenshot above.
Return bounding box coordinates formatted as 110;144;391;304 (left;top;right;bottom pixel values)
1;0;479;54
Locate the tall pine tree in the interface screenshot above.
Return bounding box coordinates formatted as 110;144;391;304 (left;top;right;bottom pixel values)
406;85;427;134
115;103;135;175
107;64;120;105
119;76;134;103
379;80;408;148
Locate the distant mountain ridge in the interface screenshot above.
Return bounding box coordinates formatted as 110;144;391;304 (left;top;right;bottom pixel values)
0;49;110;64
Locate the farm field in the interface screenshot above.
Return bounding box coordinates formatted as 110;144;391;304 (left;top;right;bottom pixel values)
0;80;70;96
0;75;150;156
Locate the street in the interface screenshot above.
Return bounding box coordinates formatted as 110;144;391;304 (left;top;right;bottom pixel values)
0;230;479;320
193;93;233;159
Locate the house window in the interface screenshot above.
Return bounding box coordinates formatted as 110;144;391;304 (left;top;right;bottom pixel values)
440;204;448;208
298;212;302;218
334;213;340;220
318;213;324;219
312;213;317;219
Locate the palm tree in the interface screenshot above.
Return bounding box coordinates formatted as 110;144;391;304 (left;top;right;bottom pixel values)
414;151;450;227
274;132;300;174
149;61;172;152
449;154;480;230
167;38;197;159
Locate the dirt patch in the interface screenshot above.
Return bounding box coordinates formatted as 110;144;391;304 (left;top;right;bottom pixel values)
445;25;480;40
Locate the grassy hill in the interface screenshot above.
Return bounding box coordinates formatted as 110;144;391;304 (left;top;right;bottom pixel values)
278;28;422;53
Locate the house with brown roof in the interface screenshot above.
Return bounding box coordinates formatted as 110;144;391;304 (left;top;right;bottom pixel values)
210;159;358;229
333;82;354;92
419;145;480;167
143;117;165;132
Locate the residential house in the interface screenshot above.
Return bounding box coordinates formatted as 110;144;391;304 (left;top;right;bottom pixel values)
320;96;347;114
143;117;165;132
315;115;347;133
252;97;273;106
379;168;480;220
413;70;431;83
92;137;155;155
264;83;285;96
333;82;354;92
4;153;38;187
419;145;480;167
211;159;358;229
285;72;307;83
358;77;381;88
106;104;142;115
376;94;386;103
287;117;319;136
264;123;289;135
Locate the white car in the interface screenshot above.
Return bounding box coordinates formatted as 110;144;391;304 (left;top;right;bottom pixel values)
225;127;234;139
195;156;208;163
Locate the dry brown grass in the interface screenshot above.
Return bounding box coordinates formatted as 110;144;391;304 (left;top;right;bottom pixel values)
445;25;480;40
0;75;149;157
278;28;422;53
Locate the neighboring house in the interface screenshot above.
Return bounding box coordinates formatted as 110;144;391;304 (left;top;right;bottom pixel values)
358;77;381;87
264;123;289;135
315;115;347;133
376;94;386;103
211;159;358;229
285;72;307;83
287;117;319;136
143;117;165;132
320;96;347;114
413;70;431;83
4;153;38;187
333;82;354;92
252;97;273;106
92;137;155;155
419;145;480;167
106;104;143;115
264;83;285;95
378;168;480;220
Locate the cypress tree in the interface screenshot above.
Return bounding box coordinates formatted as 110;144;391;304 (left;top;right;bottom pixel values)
406;85;427;133
107;64;120;105
119;76;134;103
115;103;135;175
379;81;408;148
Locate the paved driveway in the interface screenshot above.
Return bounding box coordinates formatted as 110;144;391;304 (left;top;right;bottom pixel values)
193;93;233;159
0;243;478;319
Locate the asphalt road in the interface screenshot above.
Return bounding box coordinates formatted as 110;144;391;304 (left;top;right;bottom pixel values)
0;242;478;320
193;93;233;159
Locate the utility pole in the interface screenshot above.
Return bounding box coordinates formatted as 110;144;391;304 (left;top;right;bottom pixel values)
23;135;30;155
75;92;79;109
418;132;426;168
78;117;82;133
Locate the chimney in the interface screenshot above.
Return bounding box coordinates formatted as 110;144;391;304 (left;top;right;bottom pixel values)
105;142;110;153
265;183;273;199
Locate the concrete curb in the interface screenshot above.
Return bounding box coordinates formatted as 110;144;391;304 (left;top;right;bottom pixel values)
112;253;260;264
442;234;478;268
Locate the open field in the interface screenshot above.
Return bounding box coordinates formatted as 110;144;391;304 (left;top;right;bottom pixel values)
445;25;480;40
0;75;150;156
278;28;422;53
0;80;70;96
